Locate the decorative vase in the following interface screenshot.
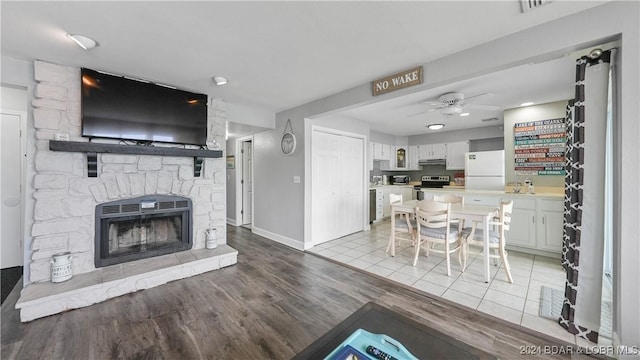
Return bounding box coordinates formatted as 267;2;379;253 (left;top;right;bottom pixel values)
205;228;218;249
51;252;73;283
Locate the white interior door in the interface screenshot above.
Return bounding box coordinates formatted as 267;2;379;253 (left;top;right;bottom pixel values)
339;135;364;235
1;111;24;269
241;140;253;226
312;129;364;245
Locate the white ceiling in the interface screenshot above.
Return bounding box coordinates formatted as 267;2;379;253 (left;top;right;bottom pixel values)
1;1;609;136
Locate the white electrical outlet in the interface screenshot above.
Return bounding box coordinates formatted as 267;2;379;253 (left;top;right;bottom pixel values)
293;176;301;183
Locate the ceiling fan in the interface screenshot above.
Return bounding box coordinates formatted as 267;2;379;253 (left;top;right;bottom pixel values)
410;92;498;117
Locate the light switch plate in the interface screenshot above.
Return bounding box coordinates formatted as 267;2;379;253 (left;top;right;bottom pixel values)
293;176;301;183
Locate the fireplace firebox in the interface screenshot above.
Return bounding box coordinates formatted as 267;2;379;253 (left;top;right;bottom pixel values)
95;195;192;267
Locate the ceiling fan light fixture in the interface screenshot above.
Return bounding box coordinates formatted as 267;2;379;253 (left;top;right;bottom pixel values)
213;76;228;86
440;105;463;116
427;123;445;130
66;33;98;50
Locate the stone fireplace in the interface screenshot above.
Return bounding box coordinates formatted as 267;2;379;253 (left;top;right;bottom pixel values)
16;61;237;322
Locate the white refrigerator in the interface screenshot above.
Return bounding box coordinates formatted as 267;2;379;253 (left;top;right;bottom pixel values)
464;150;505;191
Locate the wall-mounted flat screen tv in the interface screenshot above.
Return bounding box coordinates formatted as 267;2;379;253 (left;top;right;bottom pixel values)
81;68;208;146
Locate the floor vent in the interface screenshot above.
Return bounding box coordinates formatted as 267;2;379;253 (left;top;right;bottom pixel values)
520;0;552;13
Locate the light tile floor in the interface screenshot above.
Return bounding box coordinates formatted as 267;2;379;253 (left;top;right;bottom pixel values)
307;220;613;347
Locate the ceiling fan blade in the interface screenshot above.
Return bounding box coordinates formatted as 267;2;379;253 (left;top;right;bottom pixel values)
408;109;438;117
465;103;500;110
463;92;492;102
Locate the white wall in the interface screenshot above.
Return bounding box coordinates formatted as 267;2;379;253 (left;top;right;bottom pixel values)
503;101;568;187
260;2;638;348
409;125;503;145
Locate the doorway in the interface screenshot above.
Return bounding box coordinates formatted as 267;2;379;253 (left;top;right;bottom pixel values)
238;137;253;229
1;108;26;301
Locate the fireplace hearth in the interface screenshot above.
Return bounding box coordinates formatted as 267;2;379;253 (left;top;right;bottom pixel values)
95;195;192;267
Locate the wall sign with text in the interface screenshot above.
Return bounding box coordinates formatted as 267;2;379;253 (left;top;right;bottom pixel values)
514;118;566;176
372;66;423;96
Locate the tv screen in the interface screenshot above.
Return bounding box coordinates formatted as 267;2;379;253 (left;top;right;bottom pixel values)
81;68;208;146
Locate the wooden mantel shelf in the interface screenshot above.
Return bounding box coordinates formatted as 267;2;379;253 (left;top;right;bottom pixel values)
49;140;222;177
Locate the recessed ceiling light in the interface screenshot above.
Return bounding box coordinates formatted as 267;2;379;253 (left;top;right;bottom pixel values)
520;102;534;107
66;33;98;50
213;76;228;86
426;124;445;130
460;112;470;117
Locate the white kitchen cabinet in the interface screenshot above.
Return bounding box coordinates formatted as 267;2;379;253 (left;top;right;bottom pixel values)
375;188;384;220
408;145;420;170
508;198;537;249
504;197;563;255
376;186;413;219
418;143;447;160
372;142;392;162
537;199;564;252
394;146;407;169
446;141;469;170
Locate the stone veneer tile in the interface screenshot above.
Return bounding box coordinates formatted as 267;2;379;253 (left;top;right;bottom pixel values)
16;246;238;322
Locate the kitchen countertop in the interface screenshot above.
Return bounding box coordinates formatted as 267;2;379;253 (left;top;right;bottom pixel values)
420;187;563;199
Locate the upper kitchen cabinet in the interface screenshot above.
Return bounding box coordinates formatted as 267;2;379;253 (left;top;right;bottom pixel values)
395;146;407;169
418;143;446;160
445;141;469;170
408;145;420;170
372;142;392;161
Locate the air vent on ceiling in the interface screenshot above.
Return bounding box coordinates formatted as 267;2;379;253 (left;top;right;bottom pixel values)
481;117;500;122
520;0;552;13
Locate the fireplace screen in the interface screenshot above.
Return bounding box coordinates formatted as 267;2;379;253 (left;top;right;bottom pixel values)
108;214;183;256
95;196;192;267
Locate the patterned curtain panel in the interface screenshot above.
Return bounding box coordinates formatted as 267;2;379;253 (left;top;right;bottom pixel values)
561;49;616;343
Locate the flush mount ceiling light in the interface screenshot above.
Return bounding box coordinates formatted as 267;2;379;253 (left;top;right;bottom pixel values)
66;33;98;50
426;124;445;130
213;76;228;86
520;102;534;107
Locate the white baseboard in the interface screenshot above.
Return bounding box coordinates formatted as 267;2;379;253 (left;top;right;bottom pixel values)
226;217;239;226
252;226;305;251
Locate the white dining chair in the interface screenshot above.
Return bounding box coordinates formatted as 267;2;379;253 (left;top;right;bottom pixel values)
461;199;514;283
385;193;415;256
413;200;463;276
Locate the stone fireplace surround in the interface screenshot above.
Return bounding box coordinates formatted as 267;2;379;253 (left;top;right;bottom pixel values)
16;61;237;322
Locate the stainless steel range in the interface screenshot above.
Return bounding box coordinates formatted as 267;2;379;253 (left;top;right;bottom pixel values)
421;175;450;188
414;175;450;200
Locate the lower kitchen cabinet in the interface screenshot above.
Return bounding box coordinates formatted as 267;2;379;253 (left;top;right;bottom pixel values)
506;197;563;255
508;199;537;249
375;186;413;220
537;199;564;253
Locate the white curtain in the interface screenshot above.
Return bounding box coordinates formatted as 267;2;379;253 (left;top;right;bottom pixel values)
560;48;617;343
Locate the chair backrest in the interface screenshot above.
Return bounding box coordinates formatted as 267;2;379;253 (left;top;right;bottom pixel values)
415;200;450;228
500;200;513;232
389;193;403;205
433;194;464;205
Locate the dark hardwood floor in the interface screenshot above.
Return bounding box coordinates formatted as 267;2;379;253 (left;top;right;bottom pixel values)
1;226;588;359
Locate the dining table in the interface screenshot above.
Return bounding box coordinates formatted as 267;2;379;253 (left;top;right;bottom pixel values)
389;199;499;283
